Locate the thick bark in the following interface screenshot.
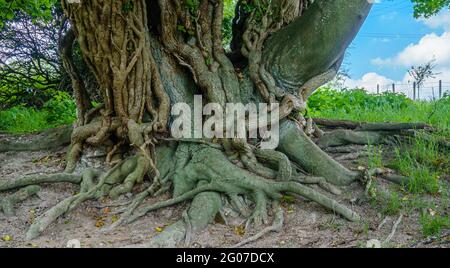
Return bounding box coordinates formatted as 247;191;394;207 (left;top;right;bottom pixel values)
0;0;378;245
262;0;372;98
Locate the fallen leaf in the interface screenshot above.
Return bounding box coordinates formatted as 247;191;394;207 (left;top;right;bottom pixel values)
155;227;164;233
95;220;105;228
2;235;12;242
287;207;295;214
111;215;119;223
234;225;245;236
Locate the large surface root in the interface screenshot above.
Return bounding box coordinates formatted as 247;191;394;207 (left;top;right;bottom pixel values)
23;153;153;240
2;117;391;245
0;173;82;192
113;143;359;247
0;185;41;217
0;125;72;153
278;120;359;186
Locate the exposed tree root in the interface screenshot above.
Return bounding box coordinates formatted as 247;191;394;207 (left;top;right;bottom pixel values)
112;144;359;240
0;125;72;153
313;118;432;131
0;116;366;245
279;121;359;186
317;129;385;148
232;201;283;248
135;191;223;248
25;153;154;240
0;173;82;192
0;186;41;216
3;116;421;245
313;118;439;149
383;214;403;245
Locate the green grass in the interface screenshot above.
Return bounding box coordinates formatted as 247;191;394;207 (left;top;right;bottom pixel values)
420;213;450;237
310;88;450;237
367;145;383;169
0;91;76;134
308;87;450;135
0;106;50;133
380;191;402;216
390;133;447;195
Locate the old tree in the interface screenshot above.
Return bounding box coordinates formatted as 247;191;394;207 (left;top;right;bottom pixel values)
0;0;447;246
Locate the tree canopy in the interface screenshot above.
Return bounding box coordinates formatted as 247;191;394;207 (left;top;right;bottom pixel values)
412;0;450;17
0;0;57;26
0;0;449;27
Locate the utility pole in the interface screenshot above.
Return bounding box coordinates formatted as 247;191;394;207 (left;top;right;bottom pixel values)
377;84;380;94
413;82;416;100
392;83;395;93
439;80;442;99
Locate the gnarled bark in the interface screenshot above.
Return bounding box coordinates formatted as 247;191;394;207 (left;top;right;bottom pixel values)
0;0;378;247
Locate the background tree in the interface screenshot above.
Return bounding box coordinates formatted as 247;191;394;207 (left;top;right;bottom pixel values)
408;59;439;99
0;2;98;110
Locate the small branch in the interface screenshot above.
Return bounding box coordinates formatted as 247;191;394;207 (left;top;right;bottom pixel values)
232;201;283;248
383;214;403;245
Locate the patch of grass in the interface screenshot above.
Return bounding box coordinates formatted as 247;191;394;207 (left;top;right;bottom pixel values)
391;134;445;195
420;213;450;237
0;106;50;133
368;184;403;216
309;88;450;136
0;91;76;134
380;191;402;216
367;145;383;169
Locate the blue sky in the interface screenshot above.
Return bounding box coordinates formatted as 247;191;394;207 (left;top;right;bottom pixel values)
344;0;450;97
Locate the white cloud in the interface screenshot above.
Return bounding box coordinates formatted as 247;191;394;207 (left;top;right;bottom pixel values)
420;10;450;31
344;71;450;100
371;32;450;67
344;72;394;93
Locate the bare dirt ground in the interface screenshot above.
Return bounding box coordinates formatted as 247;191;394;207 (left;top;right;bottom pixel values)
0;132;448;248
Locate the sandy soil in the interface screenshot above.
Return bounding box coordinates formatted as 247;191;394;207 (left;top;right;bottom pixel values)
0;132;447;248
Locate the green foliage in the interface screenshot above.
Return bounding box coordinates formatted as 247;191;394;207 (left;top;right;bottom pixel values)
412;0;450;18
390;133;447;195
0;106;50;133
222;0;237;48
420;212;450;237
308;88;450;133
0;0;57;27
308;87;412;114
380;191;402;216
122;0;134;13
185;0;199;14
0;91;76;133
367;145;383;169
42;91;77;126
366;180;403;216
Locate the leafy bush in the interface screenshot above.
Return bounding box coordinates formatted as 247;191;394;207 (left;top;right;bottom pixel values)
0;91;76;133
43;91;77;126
308;87;412;113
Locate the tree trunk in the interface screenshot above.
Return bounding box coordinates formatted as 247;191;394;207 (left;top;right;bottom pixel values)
1;0;375;246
